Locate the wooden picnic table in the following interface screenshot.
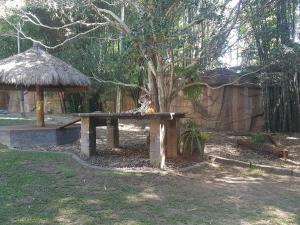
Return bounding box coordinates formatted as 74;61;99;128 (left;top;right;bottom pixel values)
75;112;185;168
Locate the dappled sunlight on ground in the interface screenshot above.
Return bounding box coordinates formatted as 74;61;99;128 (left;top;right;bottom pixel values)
206;131;300;170
119;122;149;132
214;175;264;184
1;115;300;224
239;206;299;225
15;217;49;225
126;188;161;203
0;148;299;225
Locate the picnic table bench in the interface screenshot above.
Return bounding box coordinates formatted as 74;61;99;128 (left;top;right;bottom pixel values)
75;112;185;168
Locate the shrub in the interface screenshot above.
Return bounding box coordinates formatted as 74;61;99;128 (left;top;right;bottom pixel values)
178;120;209;160
250;133;269;144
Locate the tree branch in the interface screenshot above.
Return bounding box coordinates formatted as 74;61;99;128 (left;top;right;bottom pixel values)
21;11;105;30
89;1;131;34
92;74;149;93
2;16;110;49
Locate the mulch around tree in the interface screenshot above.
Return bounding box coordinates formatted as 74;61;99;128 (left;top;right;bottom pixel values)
16;120;200;170
13;118;300;171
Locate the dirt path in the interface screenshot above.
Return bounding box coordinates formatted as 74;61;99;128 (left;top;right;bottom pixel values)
205;132;300;170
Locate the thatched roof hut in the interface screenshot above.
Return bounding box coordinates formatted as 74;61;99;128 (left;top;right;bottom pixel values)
0;45;90;88
0;44;91;127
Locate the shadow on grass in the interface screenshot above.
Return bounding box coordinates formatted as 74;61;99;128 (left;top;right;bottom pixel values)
0;148;299;225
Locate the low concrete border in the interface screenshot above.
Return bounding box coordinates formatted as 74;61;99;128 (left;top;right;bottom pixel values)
208;155;300;177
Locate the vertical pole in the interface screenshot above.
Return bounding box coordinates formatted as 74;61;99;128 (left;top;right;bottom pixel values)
36;85;45;127
116;87;122;113
17;22;25;117
120;5;125;53
17;24;21;55
115;5;125;113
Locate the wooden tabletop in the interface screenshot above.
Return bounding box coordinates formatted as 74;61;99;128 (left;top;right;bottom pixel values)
74;112;185;120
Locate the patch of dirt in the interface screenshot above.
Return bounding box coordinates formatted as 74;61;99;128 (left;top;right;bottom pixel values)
205;132;300;170
15;117;300;171
19;119;199;170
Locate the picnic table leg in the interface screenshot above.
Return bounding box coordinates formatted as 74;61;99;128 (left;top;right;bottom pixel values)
80;117;96;157
166;119;178;158
107;118;119;148
149;119;166;168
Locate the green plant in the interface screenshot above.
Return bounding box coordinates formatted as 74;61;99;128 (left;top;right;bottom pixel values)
178;120;209;160
183;84;202;100
250;133;268;144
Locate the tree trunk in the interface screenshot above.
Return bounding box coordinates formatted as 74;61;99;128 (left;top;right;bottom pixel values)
116;5;125;113
156;54;171;112
147;64;160;111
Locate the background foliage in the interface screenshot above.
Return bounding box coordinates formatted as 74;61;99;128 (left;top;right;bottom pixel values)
1;0;300;131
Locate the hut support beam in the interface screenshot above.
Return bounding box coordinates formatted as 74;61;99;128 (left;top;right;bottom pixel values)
36;85;45;127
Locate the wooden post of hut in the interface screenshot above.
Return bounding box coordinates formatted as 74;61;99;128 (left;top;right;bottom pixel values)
36;85;45;127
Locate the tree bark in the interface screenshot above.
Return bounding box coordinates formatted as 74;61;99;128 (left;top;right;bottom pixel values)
156;53;171;112
147;64;160;111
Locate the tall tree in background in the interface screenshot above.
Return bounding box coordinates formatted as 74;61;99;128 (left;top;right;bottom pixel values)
1;0;243;112
240;0;300;132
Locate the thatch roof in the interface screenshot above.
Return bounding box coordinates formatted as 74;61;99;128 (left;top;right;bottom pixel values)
0;45;91;88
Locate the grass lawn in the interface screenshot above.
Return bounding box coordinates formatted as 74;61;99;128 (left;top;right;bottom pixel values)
0;115;34;126
0;147;299;225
